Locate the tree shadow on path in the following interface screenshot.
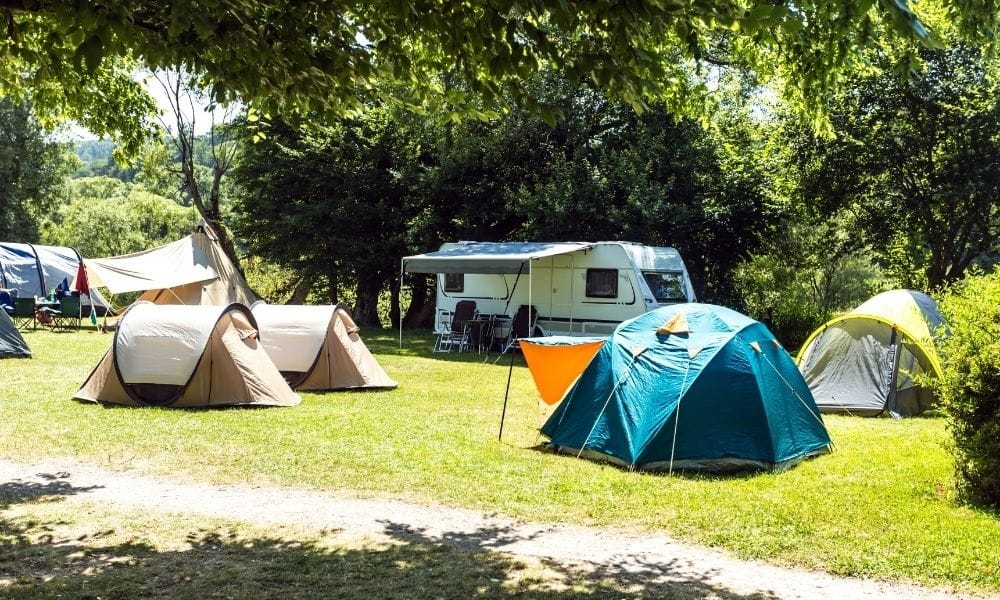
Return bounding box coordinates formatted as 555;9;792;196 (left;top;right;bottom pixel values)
0;472;779;600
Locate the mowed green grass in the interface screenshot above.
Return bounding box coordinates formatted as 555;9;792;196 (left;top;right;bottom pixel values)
1;326;998;594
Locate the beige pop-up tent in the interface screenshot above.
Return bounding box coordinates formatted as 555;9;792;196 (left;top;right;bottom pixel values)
81;224;257;306
75;302;300;408
251;302;398;391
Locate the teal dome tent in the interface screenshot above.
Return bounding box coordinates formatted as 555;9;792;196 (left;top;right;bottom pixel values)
541;304;832;472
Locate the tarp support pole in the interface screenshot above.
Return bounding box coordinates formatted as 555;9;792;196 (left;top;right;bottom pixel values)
501;263;525;316
499;347;516;441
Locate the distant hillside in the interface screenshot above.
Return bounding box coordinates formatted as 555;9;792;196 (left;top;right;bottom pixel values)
75;139;115;164
73;139;136;181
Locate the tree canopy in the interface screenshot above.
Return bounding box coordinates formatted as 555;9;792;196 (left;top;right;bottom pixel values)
1;0;990;151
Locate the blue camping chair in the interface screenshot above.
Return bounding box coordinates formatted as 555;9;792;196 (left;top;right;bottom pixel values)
0;289;15;316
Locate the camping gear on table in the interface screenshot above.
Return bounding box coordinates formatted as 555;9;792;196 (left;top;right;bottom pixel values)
796;289;944;418
251;302;397;391
0;243;112;317
539;304;831;473
75;302;300;408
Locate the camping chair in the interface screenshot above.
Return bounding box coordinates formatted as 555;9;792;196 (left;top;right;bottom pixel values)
12;297;37;331
51;296;82;331
433;300;476;353
499;304;538;355
0;289;15;315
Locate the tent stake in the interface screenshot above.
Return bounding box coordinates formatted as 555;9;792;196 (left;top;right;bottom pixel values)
498;346;516;441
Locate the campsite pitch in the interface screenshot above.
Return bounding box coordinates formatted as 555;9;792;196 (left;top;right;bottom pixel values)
0;328;998;596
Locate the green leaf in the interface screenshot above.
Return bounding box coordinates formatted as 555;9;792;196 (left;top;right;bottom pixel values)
76;35;104;72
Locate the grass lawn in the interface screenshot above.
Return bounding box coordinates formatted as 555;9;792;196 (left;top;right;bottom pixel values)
1;326;998;595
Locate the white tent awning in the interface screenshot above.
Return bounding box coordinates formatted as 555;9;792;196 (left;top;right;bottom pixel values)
402;241;593;274
84;236;219;294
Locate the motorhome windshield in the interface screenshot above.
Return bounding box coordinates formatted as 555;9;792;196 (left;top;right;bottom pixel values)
642;271;687;303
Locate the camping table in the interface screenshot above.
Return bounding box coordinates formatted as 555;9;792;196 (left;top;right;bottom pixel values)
465;317;495;353
487;315;512;351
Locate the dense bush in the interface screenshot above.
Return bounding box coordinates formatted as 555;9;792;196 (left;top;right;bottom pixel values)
935;270;1000;511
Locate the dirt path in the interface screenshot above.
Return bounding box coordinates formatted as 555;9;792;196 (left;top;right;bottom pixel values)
0;458;987;599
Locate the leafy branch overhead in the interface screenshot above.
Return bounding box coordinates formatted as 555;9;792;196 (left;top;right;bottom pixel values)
0;0;989;150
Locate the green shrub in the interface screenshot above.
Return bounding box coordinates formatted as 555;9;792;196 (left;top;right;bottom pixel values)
935;270;1000;511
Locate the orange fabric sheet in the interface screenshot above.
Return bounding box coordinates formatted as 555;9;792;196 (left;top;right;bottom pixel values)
520;340;604;405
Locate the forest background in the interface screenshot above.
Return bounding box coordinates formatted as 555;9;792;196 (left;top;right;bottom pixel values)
3;44;998;350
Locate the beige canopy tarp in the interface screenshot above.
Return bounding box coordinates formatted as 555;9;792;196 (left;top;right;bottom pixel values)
75;302;300;408
251;302;398;391
81;224;257;306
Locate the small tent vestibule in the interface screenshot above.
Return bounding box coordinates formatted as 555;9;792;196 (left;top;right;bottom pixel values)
0;310;30;358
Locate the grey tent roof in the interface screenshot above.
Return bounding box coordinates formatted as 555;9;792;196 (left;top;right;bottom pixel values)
0;310;30;358
402;241;593;274
0;243;112;313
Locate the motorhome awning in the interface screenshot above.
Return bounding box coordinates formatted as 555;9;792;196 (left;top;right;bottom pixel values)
402;242;593;274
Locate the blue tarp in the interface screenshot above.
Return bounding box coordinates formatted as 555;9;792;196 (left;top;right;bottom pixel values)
541;304;832;472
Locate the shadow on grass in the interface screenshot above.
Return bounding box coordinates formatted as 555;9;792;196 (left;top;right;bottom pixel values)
524;444;823;482
0;471;104;504
0;476;779;600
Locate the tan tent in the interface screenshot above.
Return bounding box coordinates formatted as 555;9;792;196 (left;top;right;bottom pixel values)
251;302;398;391
75;302;300;407
81;224;257;306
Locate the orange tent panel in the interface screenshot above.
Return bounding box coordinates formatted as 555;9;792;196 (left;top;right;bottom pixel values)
520;338;605;405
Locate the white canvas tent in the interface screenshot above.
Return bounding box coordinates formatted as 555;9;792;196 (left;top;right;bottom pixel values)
75;302;300;408
0;242;112;314
81;225;257;306
251;302;398;391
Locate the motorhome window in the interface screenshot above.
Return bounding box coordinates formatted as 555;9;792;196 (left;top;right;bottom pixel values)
643;271;686;302
443;273;464;293
586;269;618;298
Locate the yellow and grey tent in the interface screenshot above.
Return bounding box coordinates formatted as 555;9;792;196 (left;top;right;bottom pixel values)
796;289;944;418
75;302;300;408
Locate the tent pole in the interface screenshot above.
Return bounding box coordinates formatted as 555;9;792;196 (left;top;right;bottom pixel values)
498;346;516;441
398;260;404;349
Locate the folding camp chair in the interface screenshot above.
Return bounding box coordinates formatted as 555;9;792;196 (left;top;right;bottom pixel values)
12;297;37;331
51;296;82;331
433;300;476;353
498;304;538;355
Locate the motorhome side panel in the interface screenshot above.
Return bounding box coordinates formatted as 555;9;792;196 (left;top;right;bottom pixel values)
436;244;650;336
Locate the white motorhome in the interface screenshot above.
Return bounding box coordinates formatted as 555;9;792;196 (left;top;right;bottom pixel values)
402;241;696;338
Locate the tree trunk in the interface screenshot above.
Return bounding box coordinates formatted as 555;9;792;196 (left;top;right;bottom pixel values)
326;263;340;305
389;276;401;329
354;277;382;327
285;277;312;305
402;275;434;328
